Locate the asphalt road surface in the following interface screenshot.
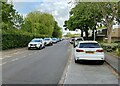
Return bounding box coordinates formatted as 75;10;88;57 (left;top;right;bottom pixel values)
2;40;71;84
1;40;119;85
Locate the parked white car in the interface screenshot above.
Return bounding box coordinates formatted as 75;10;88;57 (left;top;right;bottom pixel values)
52;38;58;43
28;38;45;50
74;37;84;47
44;38;53;46
70;38;75;44
74;41;105;64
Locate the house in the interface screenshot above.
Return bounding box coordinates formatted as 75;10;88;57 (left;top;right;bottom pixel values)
97;25;120;42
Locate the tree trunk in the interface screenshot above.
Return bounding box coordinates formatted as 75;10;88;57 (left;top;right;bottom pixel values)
81;29;83;37
107;26;112;43
85;30;88;38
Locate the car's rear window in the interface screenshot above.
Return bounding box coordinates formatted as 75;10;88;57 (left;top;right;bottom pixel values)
79;43;100;48
76;38;83;41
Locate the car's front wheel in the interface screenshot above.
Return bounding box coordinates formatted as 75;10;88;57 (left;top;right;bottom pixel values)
28;47;31;50
38;45;42;50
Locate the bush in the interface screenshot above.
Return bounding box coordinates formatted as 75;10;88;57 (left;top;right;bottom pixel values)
101;43;118;52
116;48;120;57
2;30;48;50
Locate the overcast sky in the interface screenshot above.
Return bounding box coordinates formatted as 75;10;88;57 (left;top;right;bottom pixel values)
10;0;75;29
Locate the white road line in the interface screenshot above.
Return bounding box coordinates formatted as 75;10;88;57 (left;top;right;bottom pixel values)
13;52;20;55
4;55;12;58
0;58;3;60
11;58;19;61
23;56;26;57
2;62;7;65
0;62;7;66
28;54;32;55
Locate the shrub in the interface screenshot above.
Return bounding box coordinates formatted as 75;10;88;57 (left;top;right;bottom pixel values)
100;43;118;52
116;48;120;57
2;30;48;50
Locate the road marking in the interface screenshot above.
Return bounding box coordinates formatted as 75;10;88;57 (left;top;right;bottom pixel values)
28;54;31;56
2;62;7;65
11;58;19;61
13;52;20;55
0;62;7;66
34;52;37;53
4;55;12;58
0;58;3;60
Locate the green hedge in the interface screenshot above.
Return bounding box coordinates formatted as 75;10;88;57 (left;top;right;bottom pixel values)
2;30;48;50
101;43;120;56
101;43;119;52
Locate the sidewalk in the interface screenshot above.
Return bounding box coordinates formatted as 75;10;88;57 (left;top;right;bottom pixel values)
105;54;120;74
63;47;118;84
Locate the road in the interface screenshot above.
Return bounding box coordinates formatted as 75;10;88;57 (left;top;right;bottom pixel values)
2;40;71;84
1;40;119;85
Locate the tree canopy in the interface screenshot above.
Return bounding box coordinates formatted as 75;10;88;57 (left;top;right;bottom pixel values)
64;2;119;43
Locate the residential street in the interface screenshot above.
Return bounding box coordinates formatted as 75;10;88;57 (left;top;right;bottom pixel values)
1;40;119;85
2;40;71;84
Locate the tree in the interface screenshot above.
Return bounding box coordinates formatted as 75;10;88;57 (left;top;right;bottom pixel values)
64;2;102;38
22;11;55;37
52;21;62;38
2;2;24;30
98;2;118;43
65;2;118;43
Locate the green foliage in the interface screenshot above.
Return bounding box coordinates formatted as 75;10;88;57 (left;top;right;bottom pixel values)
101;43;120;53
2;2;24;30
65;2;118;42
1;2;62;50
22;11;55;37
64;33;78;38
2;30;48;50
64;2;102;38
52;21;62;38
116;48;120;57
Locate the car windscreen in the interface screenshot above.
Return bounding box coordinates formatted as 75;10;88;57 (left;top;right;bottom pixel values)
79;43;100;48
44;38;50;40
31;39;42;42
52;38;56;40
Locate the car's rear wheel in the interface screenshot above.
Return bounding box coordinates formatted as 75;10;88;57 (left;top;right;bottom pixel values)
75;60;78;63
74;58;78;63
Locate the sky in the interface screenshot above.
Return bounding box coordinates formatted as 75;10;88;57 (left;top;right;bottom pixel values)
9;0;75;30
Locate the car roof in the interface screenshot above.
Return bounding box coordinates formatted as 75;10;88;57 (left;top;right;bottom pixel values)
78;41;98;43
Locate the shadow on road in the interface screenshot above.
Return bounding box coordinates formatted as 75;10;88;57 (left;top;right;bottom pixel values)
75;61;104;65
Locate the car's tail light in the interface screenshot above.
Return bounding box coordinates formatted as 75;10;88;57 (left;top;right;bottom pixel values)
96;50;104;52
76;49;84;52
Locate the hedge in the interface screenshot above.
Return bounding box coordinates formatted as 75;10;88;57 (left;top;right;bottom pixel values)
100;43;120;56
2;30;48;50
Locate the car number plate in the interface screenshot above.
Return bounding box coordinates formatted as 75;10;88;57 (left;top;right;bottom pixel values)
30;46;35;47
86;51;94;54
